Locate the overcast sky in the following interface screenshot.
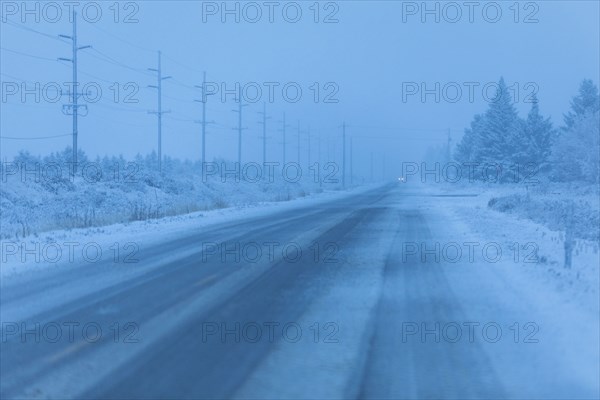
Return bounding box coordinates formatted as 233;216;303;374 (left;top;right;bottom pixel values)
1;0;599;175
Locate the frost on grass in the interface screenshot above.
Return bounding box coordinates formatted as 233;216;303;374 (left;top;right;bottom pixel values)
1;150;340;239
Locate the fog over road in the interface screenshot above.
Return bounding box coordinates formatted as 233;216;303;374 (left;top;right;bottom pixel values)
1;184;598;399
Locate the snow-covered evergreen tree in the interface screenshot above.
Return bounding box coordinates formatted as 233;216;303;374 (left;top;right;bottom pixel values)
551;80;600;182
476;77;521;166
455;79;556;181
454;114;484;163
515;94;554;170
551;110;600;183
563;79;600;129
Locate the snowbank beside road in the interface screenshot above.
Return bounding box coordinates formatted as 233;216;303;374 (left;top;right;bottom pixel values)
404;183;599;397
413;181;599;314
0;152;346;240
0;184;379;279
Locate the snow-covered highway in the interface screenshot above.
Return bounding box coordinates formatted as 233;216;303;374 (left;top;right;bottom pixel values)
1;184;598;399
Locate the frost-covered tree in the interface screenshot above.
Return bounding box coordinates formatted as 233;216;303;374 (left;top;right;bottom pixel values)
563;79;600;129
454;78;523;173
551;80;600;182
514;94;554;170
475;77;521;165
43;147;88;166
454;114;485;163
454;79;556;181
13;150;40;165
551;110;600;183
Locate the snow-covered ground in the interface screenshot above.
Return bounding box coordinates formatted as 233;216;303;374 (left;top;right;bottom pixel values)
0;183;376;279
3;179;597;311
412;180;599;312
402;181;599;397
0;155;345;240
1;181;598;398
417;185;600;398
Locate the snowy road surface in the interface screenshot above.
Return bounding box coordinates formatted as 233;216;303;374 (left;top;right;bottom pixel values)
1;184;598;399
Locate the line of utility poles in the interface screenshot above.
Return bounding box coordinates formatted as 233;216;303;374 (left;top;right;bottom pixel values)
148;50;171;172
45;15;446;184
53;20;370;183
58;11;90;174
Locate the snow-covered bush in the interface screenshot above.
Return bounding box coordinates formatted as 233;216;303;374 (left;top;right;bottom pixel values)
488;192;599;242
0;149;341;239
550;110;600;184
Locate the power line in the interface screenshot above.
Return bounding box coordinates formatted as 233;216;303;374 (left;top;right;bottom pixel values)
171;111;198;120
0;46;58;62
87;48;153;77
1;19;444;170
164;115;195;123
87;114;153;129
162;93;195;103
77;69;119;84
0;72;63;93
0;133;70;140
166;77;197;91
81;21;206;81
3;19;69;43
0;72;28;82
85;23;155;53
84;22;213;88
162;53;204;75
93;101;148;114
350;135;447;141
1;101;58;109
351;125;462;132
